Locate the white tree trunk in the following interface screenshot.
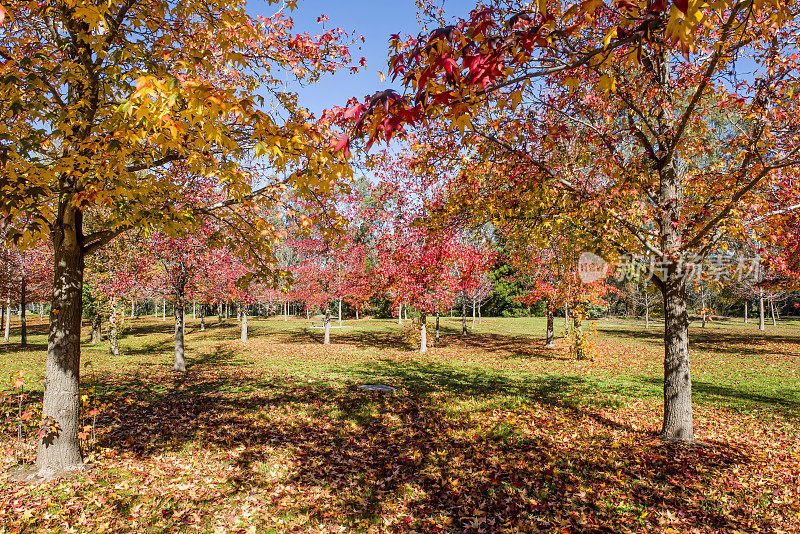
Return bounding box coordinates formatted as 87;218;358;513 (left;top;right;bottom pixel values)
3;298;11;342
162;298;166;322
398;303;402;325
241;304;248;342
324;307;331;345
759;290;765;331
419;313;427;353
744;300;748;323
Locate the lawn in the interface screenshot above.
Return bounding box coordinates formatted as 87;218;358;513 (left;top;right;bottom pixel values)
0;315;799;533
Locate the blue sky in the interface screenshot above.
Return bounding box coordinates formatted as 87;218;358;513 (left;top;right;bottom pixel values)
250;0;477;116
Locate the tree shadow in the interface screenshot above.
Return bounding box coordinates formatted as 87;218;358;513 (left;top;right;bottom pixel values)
635;376;800;419
74;361;774;533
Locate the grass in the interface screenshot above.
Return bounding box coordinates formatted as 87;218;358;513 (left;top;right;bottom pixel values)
0;314;799;533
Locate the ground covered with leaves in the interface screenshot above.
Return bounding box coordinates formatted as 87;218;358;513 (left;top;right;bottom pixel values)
1;316;799;533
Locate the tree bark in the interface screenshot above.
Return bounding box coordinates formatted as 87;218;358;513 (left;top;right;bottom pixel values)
545;307;555;348
398;303;403;325
419;312;427;353
338;298;342;327
564;304;569;329
90;314;101;344
461;291;467;335
355;305;359;320
37;205;85;476
744;300;748;323
4;297;10;342
109;299;120;357
759;290;765;331
20;276;27;347
173;270;187;373
661;269;693;441
645;299;650;330
0;302;5;340
435;312;440;344
323;307;331;345
240;303;248;342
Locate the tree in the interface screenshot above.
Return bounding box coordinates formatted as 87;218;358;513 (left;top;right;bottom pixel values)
0;0;354;478
347;0;800;442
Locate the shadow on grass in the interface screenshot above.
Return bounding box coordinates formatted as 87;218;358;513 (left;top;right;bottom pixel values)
599;325;800;358
635;376;800;419
69;358;770;533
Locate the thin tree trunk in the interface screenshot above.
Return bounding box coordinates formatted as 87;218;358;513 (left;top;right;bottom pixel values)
324;307;331;345
20;276;27;347
478;303;482;325
109;299;119;357
759;290;765;331
240;303;248;342
461;291;467;335
218;300;222;324
193;300;196;320
338;298;342;326
4;297;10;342
90;314;101;344
404;304;407;321
39;303;44;321
419;312;427;353
744;300;748;323
162;298;166;322
174;281;186;373
645;300;650;330
701;294;706;328
545;307;554;348
356;305;359;320
435;312;440;344
564;304;569;329
0;302;5;340
200;304;206;331
37;205;85;475
398;303;402;325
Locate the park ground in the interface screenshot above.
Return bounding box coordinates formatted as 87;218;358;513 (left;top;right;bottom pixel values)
0;315;799;533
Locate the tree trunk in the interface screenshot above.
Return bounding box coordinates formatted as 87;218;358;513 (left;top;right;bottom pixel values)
461;291;467;335
564;304;569;329
37;206;85;476
355;305;359;320
323;307;331;345
435;312;440;344
0;302;5;340
419;312;427;353
90;314;101;344
193;300;196;320
20;276;27;347
398;303;403;325
759;290;765;331
200;304;206;331
4;297;10;342
173;274;187;373
545;307;554;348
109;299;120;357
661;270;693;441
338;298;342;327
161;298;166;322
240;303;248;342
645;300;650;330
39;302;44;321
744;300;748;323
478;303;482;325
